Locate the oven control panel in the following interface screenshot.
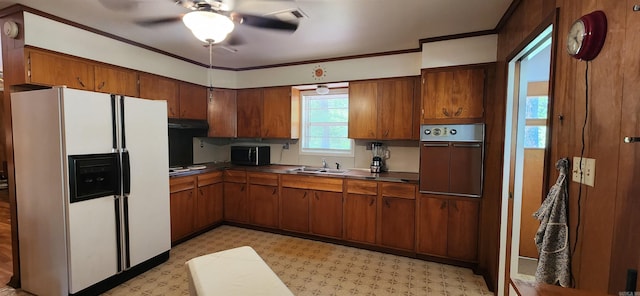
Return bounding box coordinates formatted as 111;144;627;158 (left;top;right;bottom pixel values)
420;124;484;142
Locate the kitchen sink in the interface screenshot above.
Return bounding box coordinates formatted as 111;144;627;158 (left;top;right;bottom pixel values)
287;166;350;175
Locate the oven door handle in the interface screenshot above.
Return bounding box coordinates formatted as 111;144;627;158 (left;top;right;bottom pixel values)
422;143;450;147
452;143;482;148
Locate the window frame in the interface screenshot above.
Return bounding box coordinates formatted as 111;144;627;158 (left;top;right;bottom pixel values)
298;88;354;156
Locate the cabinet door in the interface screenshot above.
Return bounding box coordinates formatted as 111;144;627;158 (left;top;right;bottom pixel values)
262;86;291;138
223;182;249;223
208;88;237;137
378;78;415;140
195;183;223;230
249;184;279;228
416;195;448;256
280;187;309;233
170;189;195;243
28;49;95;91
447;199;479;261
236;89;263;138
139;73;179;118
450;142;483;196
419;142;451;193
310;191;343;238
348;81;378;139
422;70;453;121
379;197;415;251
452;68;485;120
344;193;376;244
94;65;138;97
179;82;207;120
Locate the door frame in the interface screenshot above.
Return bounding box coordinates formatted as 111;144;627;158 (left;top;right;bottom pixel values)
497;10;559;296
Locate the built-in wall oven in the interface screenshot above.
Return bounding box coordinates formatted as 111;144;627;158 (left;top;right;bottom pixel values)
419;124;484;197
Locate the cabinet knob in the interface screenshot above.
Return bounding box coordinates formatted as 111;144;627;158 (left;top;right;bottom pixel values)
303;192;307;198
383;198;390;207
272;188;277;195
76;77;85;88
98;81;106;90
442;108;450;117
369;197;375;206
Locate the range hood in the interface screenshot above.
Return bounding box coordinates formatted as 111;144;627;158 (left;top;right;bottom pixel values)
168;118;209;130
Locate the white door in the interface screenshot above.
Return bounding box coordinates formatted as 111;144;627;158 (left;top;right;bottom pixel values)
122;96;171;267
62;88;120;292
62;88;115;155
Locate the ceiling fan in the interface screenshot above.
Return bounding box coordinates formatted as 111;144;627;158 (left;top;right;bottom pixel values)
133;0;300;45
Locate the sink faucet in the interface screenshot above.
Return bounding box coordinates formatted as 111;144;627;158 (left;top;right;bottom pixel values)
322;158;327;168
335;162;340;170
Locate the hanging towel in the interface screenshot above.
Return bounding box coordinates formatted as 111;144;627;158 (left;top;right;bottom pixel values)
533;158;571;287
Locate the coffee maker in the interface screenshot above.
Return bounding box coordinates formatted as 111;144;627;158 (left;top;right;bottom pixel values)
370;142;389;173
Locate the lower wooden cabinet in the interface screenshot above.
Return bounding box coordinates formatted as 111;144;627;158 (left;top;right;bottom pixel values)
280;175;343;239
379;183;416;251
195;174;224;229
170;187;195;243
249;184;279;228
380;196;415;251
417;194;479;261
344;180;378;244
310;190;343;238
223;170;249;223
280;187;310;232
170;172;223;244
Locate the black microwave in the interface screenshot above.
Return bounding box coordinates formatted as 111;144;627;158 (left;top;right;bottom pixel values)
231;146;270;166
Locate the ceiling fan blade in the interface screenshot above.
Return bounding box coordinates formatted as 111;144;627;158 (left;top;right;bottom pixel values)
135;16;183;27
225;32;245;46
232;12;298;31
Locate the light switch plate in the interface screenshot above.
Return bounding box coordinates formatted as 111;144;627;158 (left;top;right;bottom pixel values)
572;157;596;187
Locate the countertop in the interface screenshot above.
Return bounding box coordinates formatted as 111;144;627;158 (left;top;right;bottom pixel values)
169;162;419;184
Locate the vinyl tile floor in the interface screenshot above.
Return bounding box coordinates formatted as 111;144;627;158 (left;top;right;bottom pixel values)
1;225;493;295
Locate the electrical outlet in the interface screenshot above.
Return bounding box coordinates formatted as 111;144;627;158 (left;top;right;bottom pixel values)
282;142;289;150
572;157;596;187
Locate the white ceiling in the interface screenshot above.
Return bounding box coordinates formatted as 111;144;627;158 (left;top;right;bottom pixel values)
0;0;512;69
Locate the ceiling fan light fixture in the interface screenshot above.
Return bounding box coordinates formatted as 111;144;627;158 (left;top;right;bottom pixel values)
316;85;330;95
183;11;235;43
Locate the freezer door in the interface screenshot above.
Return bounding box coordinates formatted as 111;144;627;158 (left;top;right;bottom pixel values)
122;97;171;267
62;88;115;155
67;196;119;293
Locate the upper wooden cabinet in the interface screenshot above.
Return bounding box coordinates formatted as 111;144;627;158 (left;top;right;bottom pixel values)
179;82;207;120
236;89;263;138
236;86;299;139
25;48;94;91
421;65;486;123
94;64;138;97
139;73;179;118
349;77;418;140
208;88;237;137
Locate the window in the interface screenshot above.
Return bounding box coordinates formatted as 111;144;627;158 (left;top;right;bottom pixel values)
523;95;548;148
300;89;353;155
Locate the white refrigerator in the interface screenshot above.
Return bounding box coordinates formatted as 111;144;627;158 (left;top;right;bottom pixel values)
12;87;171;295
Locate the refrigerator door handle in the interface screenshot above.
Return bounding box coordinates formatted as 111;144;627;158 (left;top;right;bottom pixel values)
111;95;117;151
120;96;127;150
122;151;131;195
123;194;131;269
114;195;123;273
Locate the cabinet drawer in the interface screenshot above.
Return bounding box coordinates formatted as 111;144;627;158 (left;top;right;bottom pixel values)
281;175;343;192
197;171;223;187
248;172;279;186
346;180;378;195
381;182;416;199
170;175;196;193
224;170;247;183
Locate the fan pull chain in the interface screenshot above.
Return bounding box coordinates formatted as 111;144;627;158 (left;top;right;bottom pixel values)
208;40;214;100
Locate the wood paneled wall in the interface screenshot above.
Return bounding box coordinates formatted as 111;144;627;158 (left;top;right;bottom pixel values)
495;0;640;294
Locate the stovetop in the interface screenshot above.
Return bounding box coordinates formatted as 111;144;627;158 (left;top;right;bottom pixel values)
169;165;207;173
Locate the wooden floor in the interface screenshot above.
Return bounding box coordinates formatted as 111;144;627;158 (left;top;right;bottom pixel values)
0;189;12;286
